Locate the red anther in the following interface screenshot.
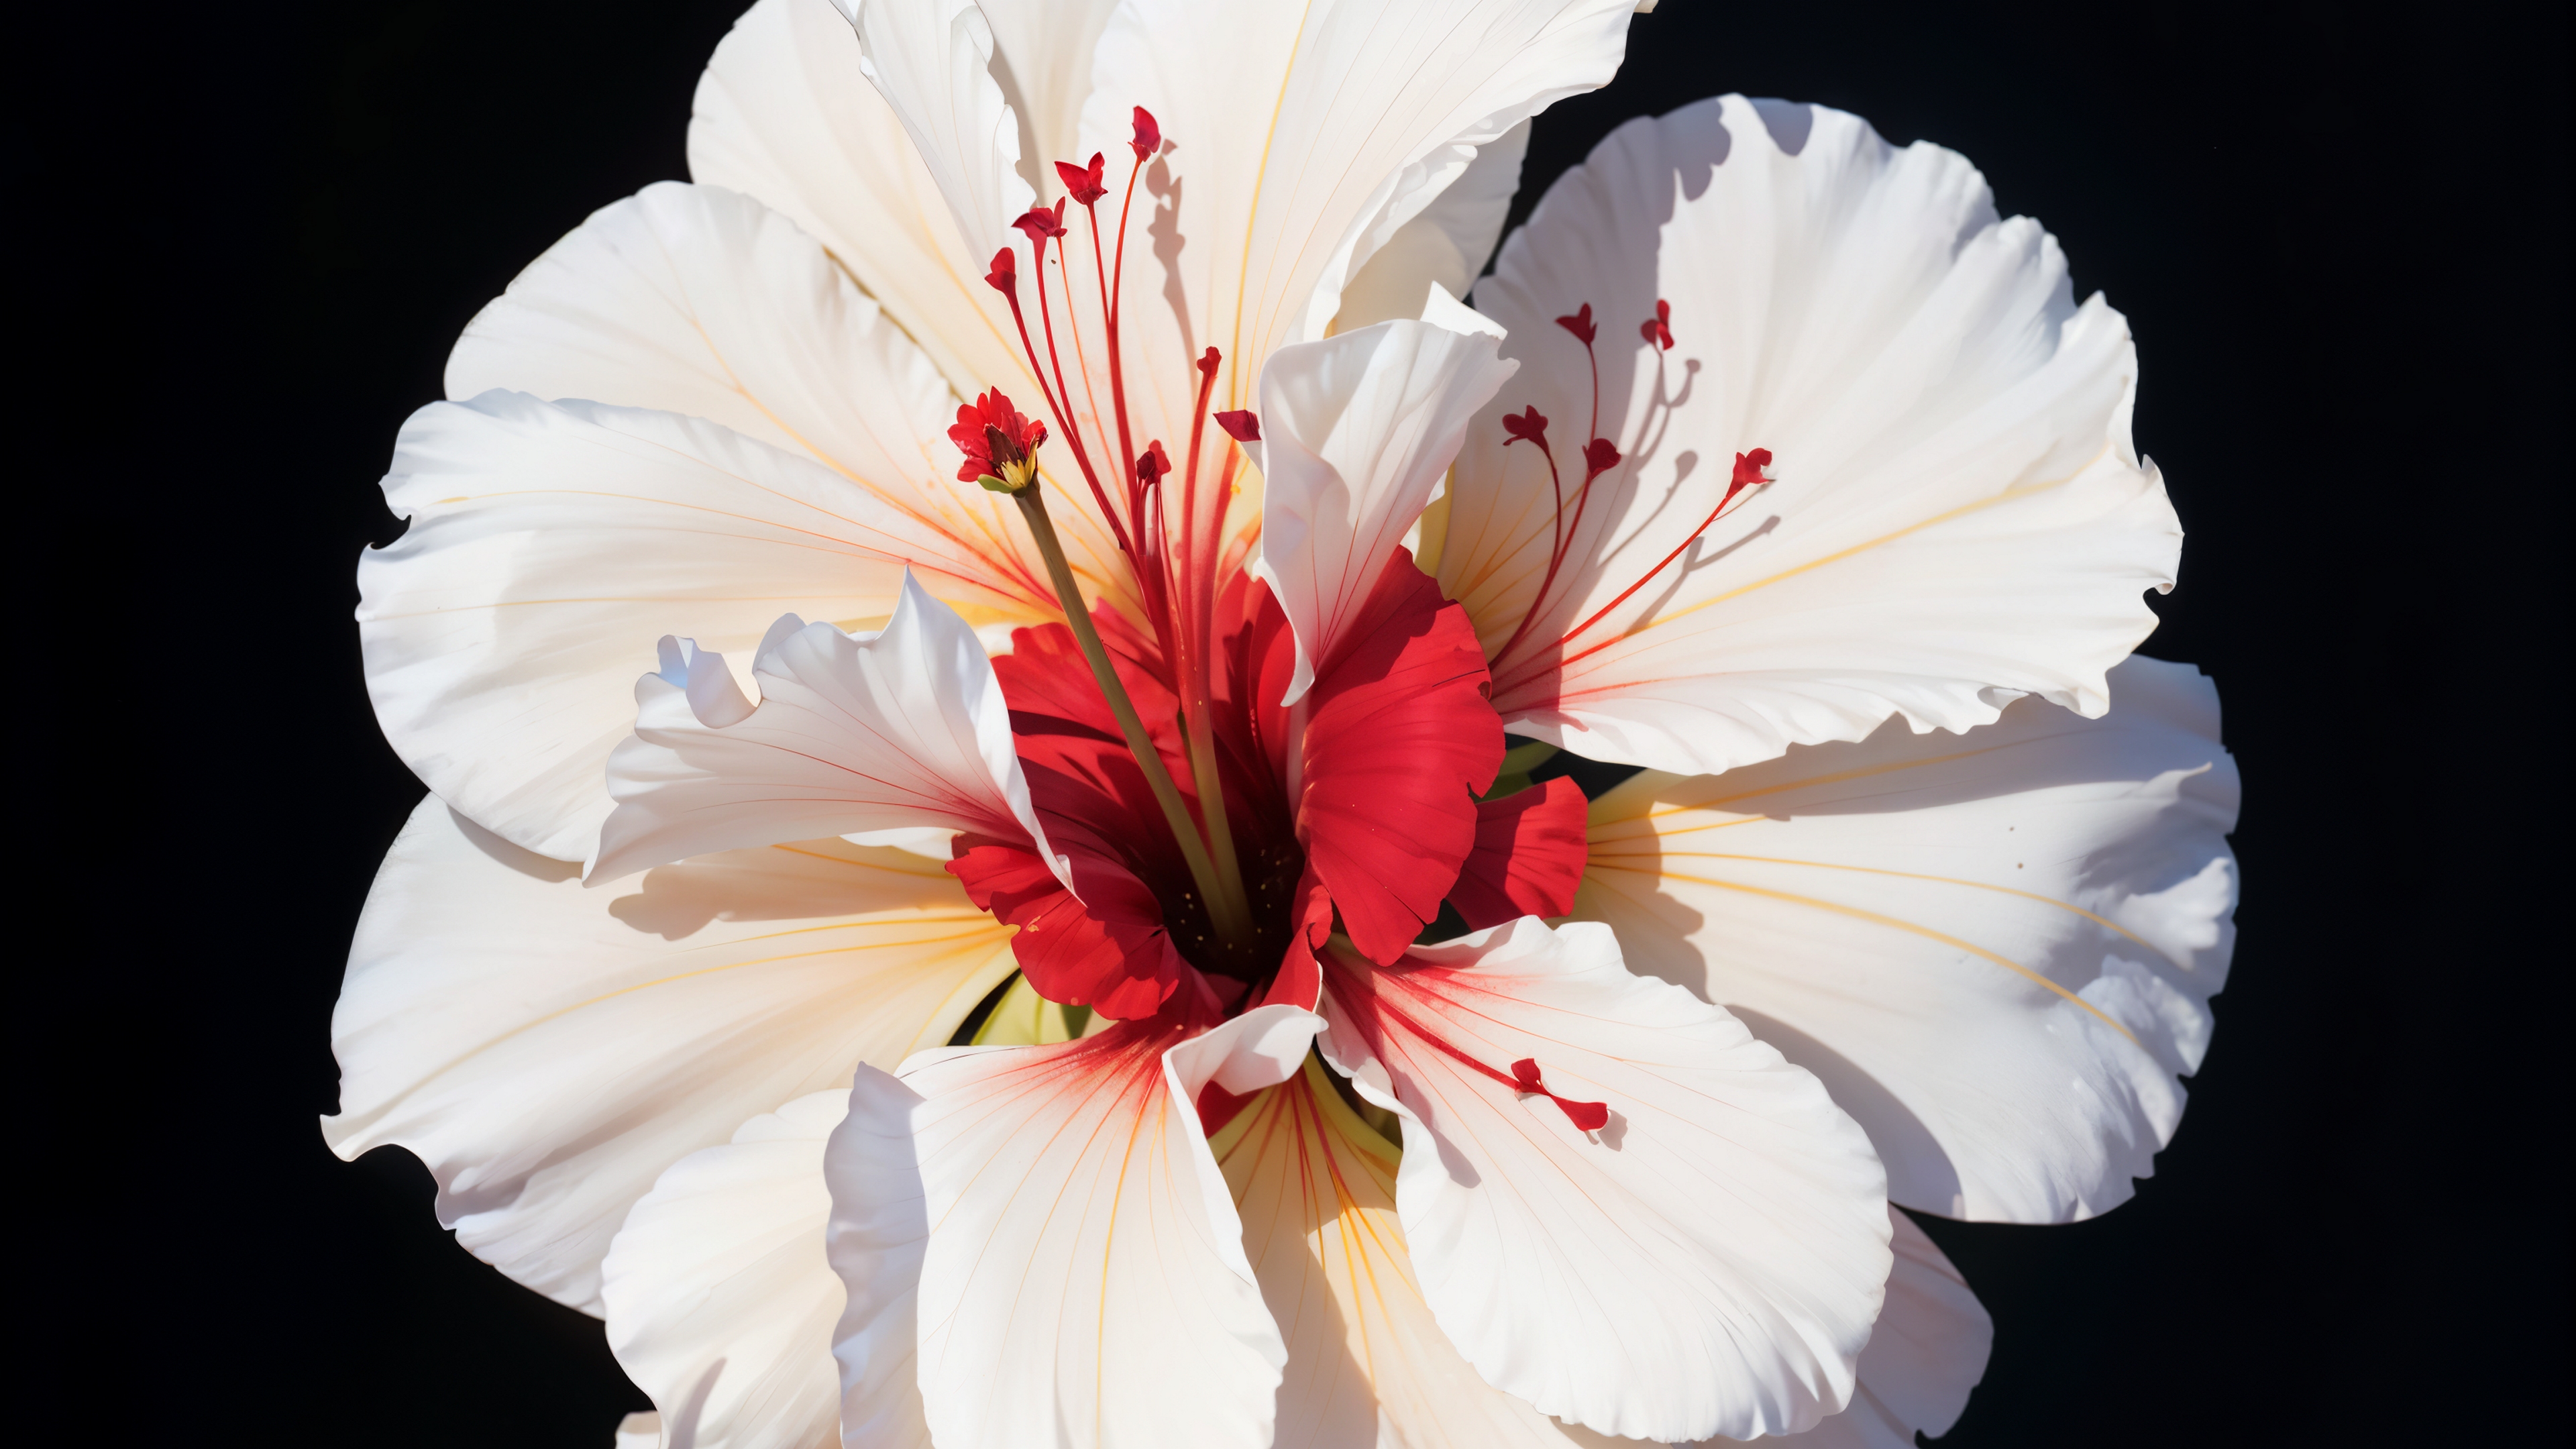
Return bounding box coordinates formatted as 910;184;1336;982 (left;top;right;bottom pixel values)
1057;153;1108;206
1554;303;1597;345
1508;1057;1609;1132
1731;447;1774;490
983;246;1017;296
1014;201;1067;244
1130;106;1161;161
1215;409;1260;442
1640;299;1673;351
1197;345;1222;380
1500;405;1550;449
948;388;1046;484
1581;437;1621;478
1136;440;1173;488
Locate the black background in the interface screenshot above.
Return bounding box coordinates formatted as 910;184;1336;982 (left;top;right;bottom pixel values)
63;0;2569;1443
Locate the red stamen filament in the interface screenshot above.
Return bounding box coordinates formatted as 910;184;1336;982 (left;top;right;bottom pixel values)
986;115;1261;951
1484;305;1772;700
1349;967;1611;1133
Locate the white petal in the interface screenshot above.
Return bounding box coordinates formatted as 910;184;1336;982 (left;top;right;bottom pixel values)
828;1007;1322;1449
1576;655;2239;1222
1316;918;1890;1443
1250;320;1517;703
688;0;1034;422
1333;119;1531;335
1076;0;1635;453
975;0;1124;176
616;1413;662;1448
1703;1209;1990;1449
1215;1057;1597;1448
592;573;1065;885
359;391;1043;861
600;1092;849;1449
322;796;1015;1313
441;179;1055;623
1443;95;2180;778
845;0;1032;258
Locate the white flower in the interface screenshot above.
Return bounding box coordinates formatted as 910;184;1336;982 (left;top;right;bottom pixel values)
324;5;2235;1448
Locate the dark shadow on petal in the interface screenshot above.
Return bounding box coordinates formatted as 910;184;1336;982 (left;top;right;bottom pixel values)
1730;1006;1963;1217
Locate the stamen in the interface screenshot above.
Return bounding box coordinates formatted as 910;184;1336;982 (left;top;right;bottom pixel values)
1507;446;1775;688
957;394;1243;944
983;233;1132;559
1055;152;1107;206
1510;1057;1609;1132
1638;299;1673;351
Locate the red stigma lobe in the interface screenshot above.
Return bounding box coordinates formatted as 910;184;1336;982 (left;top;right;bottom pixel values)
983;246;1016;296
1553;303;1597;345
1136;440;1172;488
1057;152;1108;206
1014;201;1068;244
1580;437;1621;478
1130;106;1161;161
1500;405;1550;449
1639;299;1673;350
1215;410;1260;443
1509;1057;1609;1132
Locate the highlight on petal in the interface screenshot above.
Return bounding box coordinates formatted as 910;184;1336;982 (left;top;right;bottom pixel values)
826;1005;1324;1449
322;796;1016;1314
1214;1056;1602;1448
1703;1209;1991;1449
360;390;1042;863
1075;0;1636;462
600;1092;847;1449
843;0;1032;256
1316;918;1891;1443
1443;94;2180;779
1251;319;1517;704
1576;655;2239;1222
592;572;1065;885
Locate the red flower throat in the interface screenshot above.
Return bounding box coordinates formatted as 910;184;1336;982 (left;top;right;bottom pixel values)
938;106;1590;1035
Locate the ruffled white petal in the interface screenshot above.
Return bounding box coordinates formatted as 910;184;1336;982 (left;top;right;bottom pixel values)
592;573;1064;885
1577;655;2238;1222
688;0;1032;421
322;795;1015;1313
843;0;1032;258
1334;120;1532;335
441;178;1053;621
600;1092;849;1449
359;390;1041;861
1443;95;2180;778
1250;319;1517;702
1216;1056;1599;1448
828;1006;1322;1449
616;1413;663;1448
1316;918;1890;1443
1075;0;1635;460
1703;1209;1990;1449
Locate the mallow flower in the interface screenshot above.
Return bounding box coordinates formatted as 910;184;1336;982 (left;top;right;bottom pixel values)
326;1;2238;1446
